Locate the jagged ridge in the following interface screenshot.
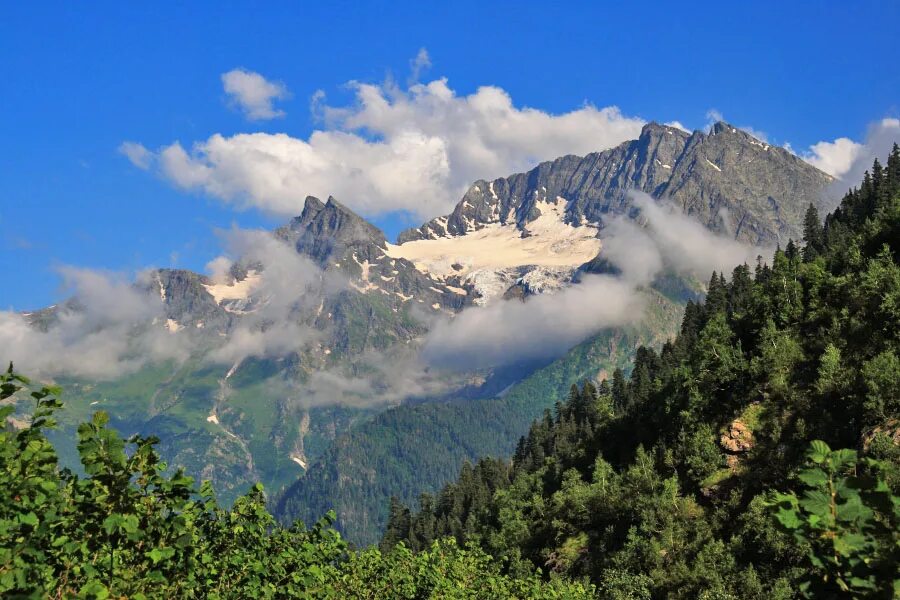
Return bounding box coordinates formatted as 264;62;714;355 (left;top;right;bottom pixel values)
400;121;831;246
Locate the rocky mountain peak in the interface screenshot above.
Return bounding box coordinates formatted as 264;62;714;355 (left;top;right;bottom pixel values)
638;121;689;139
400;121;831;247
275;196;387;267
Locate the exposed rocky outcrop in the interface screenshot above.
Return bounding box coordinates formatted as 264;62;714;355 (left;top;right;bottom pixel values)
401;121;831;246
721;419;754;453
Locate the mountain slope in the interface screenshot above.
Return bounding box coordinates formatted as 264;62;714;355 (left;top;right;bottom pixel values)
275;286;687;545
381;149;900;597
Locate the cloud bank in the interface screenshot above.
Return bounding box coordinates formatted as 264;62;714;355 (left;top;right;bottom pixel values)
0;227;343;379
0;268;188;379
799;118;900;210
127;71;644;221
202;228;341;365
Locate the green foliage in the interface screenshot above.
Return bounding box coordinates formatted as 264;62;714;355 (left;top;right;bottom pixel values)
336;539;594;599
771;441;900;597
0;364;588;598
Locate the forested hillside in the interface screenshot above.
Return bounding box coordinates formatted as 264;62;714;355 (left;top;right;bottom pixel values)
275;289;684;545
383;149;900;598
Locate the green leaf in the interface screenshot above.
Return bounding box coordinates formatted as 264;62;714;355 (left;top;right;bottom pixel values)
833;532;868;557
78;580;110;599
799;490;833;520
775;507;802;529
148;547;176;564
797;467;828;488
835;498;870;523
18;512;39;527
808;440;831;463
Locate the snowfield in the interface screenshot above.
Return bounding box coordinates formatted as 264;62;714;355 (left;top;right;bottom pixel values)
385;198;601;303
202;270;262;305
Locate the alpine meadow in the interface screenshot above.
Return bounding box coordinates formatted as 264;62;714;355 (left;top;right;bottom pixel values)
1;3;899;598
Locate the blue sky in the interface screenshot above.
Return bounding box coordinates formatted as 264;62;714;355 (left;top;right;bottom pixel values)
2;1;899;310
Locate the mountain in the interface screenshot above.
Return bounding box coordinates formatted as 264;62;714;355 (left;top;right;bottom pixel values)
389;121;830;303
402;121;830;245
377;150;900;597
43;197;481;503
272;122;834;543
24;121;831;516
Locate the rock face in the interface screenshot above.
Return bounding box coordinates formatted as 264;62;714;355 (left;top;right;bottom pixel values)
721;419;754;453
275;196;470;313
721;418;755;471
400;121;831;247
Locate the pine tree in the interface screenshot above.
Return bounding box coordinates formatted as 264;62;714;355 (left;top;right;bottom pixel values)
705;271;727;315
611;368;629;413
886;143;900;190
802;204;824;261
381;496;411;552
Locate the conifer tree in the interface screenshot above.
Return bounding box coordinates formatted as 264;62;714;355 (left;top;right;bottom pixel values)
802;203;824;261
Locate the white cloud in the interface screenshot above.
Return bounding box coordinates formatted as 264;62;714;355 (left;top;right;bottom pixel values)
626;191;771;276
133;68;645;221
0;267;190;379
221;68;290;121
118;141;153;170
422;274;641;370
803;118;900;183
665;120;690;133
0;228;341;378
202;227;346;365
802;137;864;178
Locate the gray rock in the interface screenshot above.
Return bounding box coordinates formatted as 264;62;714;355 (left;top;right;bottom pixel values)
400;121;831;246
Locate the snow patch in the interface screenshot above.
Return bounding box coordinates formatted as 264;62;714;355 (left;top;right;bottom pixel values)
165;318;181;333
203;270;261;304
468;268;520;305
350;254;378;293
705;158;722;172
225;361;240;380
519;266;576;294
156;274;167;302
